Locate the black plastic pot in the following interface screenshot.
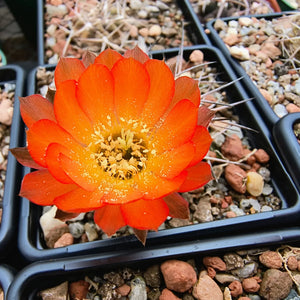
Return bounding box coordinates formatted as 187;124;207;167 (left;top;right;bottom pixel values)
37;0;211;65
0;65;25;259
0;264;16;298
18;45;300;263
273;113;300;191
206;12;295;130
7;227;300;299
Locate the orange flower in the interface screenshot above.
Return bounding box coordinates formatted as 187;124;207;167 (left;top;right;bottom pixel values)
12;47;213;240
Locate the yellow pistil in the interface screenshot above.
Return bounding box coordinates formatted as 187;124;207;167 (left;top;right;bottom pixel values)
91;123;149;180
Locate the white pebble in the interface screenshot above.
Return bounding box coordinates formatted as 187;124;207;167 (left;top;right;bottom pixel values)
262;183;273;195
149;25;162;36
261;205;272;212
129;0;142;10
228;20;239;28
229;204;245;216
230;46;250;60
39;206;66;238
274;104;288;118
239;17;253;27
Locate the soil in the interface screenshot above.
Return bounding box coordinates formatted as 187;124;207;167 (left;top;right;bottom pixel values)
190;0;274;23
213;13;300;118
38;244;300;299
43;0;195;64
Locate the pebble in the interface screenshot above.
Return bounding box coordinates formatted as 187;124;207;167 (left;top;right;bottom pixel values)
84;222;98;241
39;281;68;300
229;46;250;60
259;269;293;300
144;264;161;288
221;134;245;161
116;284;131;297
229;281;243;297
69;280;89;300
129;277;147;300
54;232;74;248
229;205;246;217
287;256;298;271
0;99;13;125
240;199;261;213
239;17;253;27
45;4;68;18
159;289;180;300
148;25;162;36
68;222;85;239
194;197;213;223
242;277;260;293
274;104;288;118
224;253;244;270
203;256;227;271
193;275;223;300
40;206;69;246
224;287;232;300
259;251;282;269
189;50;204;64
231;262;258;279
160;260;197;293
225;164;247;194
246;172;264;197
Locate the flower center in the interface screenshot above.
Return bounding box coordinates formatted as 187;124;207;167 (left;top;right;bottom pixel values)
92;128;148;180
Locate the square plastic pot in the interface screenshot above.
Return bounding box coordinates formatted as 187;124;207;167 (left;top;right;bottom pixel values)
7;227;300;299
273;113;300;191
37;0;211;65
0;264;16;299
0;65;25;259
206;12;295;130
18;45;300;263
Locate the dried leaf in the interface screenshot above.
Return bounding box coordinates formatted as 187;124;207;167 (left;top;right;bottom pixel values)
82;50;97;68
198;106;215;127
10;147;42;169
55;209;80;222
45;88;56;103
163;192;189;219
132;228;148;246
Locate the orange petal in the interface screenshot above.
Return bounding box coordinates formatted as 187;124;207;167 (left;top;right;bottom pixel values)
112;57;150;121
94;48;122;69
20;95;56;128
94;205;126;236
140;59;175;127
55;57;86;87
54;187;104;213
46;143;74;184
27;119;79;168
149;142;194;179
171;76;200;108
189;126;212;167
100;179;144;205
60;153;100;191
137;171;187;200
178;162;212;193
19;169;77;206
54;80;93;144
153;99;198;153
10;147;43;169
77;64;115;126
163;192;189;219
121;198;169;230
124;46;150;64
